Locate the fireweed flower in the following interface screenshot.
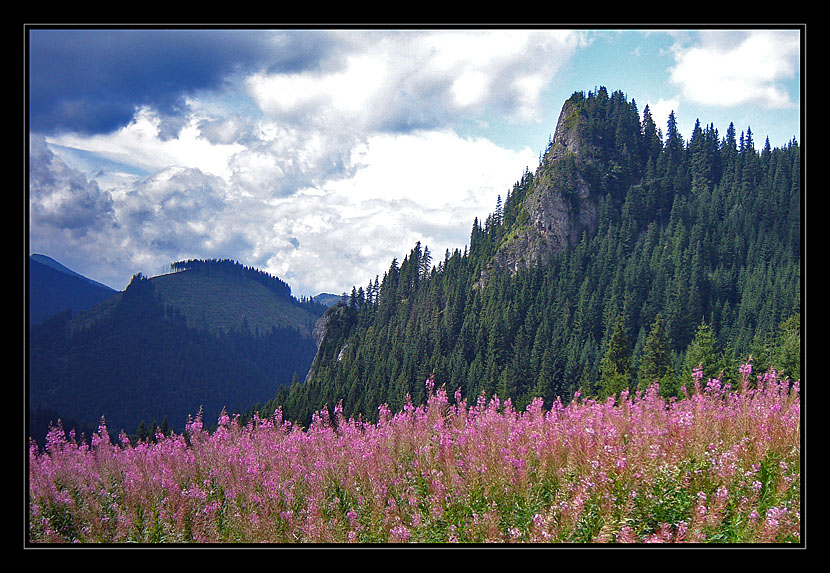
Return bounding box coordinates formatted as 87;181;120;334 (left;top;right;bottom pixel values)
28;368;799;544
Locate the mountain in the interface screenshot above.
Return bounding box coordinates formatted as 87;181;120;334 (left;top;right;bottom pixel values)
28;254;118;326
28;259;327;443
312;293;344;308
487;90;641;277
256;87;801;427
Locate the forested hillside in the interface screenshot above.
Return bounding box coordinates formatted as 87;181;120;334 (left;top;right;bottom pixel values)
258;87;801;427
29;259;325;442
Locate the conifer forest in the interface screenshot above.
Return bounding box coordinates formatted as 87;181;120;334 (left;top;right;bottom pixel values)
260;88;801;428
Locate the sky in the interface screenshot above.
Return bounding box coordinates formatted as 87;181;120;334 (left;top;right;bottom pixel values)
27;27;803;298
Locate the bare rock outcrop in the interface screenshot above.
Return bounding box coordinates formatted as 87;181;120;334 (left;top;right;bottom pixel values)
488;96;599;277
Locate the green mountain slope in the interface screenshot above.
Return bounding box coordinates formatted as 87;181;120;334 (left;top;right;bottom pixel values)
150;270;316;337
259;87;801;427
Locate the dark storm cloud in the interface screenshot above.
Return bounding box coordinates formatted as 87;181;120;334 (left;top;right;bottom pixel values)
27;28;334;136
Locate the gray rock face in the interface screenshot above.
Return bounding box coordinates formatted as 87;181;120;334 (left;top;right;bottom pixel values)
305;303;353;382
489;98;599;277
548;97;587;162
311;307;333;348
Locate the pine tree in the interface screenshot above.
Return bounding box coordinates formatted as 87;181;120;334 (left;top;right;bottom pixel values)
683;318;719;382
772;313;801;381
637;313;675;393
598;314;631;399
135;420;149;442
420;246;433;280
532;347;557;406
641;104;663;165
159;416;170;438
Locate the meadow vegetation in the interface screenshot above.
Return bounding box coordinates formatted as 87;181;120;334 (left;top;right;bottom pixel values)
28;363;800;544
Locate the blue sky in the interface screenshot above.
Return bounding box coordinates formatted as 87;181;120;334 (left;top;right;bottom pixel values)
27;27;803;297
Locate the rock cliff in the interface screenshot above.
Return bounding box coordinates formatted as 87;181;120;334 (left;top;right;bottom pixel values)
489;94;601;276
304;302;357;382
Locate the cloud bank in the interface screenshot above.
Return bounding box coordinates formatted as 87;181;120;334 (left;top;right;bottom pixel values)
27;28;801;296
29;29;577;294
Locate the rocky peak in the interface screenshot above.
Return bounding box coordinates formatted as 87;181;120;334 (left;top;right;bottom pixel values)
488;93;601;276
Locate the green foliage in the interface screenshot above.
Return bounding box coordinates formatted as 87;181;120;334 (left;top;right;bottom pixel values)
773;314;801;381
683;318;720;381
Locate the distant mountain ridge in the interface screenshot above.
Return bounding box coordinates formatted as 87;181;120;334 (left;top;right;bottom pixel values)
30;253;116;290
311;293;344;308
28;254;118;326
155;258;326;336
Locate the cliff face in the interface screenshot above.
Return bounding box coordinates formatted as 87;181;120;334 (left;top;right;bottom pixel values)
304;302;357;382
490;95;600;275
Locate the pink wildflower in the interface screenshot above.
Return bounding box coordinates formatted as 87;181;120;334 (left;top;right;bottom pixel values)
390;524;410;543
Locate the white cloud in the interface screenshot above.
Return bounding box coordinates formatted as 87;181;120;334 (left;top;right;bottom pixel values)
225;130;537;296
669;30;799;109
335;130;530;206
29;29;578;296
47;106;245;180
197;116;250;146
452;70;490;107
247;29;582;132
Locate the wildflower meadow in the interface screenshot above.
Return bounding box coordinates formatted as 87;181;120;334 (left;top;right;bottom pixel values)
28;365;800;544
